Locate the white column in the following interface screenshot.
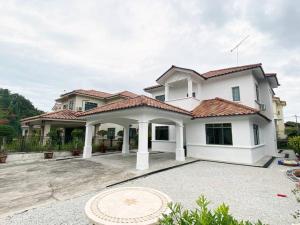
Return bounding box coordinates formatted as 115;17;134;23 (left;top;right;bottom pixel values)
188;78;193;98
176;123;185;161
21;126;28;137
83;123;94;158
136;121;149;170
42;123;51;145
122;124;130;154
165;84;169;101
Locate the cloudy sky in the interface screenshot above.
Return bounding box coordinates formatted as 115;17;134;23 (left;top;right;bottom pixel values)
0;0;299;120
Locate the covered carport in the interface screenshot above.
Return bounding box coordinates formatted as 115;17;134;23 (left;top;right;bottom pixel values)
79;95;192;170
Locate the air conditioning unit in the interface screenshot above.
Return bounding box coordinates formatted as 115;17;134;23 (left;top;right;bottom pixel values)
259;104;266;111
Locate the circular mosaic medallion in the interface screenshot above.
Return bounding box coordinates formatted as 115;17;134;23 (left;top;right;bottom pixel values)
85;187;172;225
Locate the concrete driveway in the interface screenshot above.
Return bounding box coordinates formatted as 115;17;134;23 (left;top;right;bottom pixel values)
0;152;195;217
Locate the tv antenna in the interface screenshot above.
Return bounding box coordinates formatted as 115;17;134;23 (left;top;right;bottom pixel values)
230;35;250;65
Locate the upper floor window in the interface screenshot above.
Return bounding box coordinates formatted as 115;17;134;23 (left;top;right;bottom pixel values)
253;124;260;145
155;95;165;102
206;123;233;145
84;102;98;111
192;92;196;98
155;126;169;140
63;104;68;109
232;86;240;101
69;100;74;110
255;84;260;102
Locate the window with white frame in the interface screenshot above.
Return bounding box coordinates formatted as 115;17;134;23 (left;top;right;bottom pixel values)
206;123;233;145
255;84;260;102
253;124;260;145
232;86;240;101
155;95;165;102
84;102;98;111
155;126;169;140
69;100;74;110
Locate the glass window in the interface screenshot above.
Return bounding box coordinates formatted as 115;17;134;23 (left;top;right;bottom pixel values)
69;100;74;110
84;102;98;111
255;84;260;102
155;126;169;140
232;86;240;101
253;124;260;145
107;128;115;139
155;95;165;102
63;104;68;109
192;92;196;98
206;123;233;145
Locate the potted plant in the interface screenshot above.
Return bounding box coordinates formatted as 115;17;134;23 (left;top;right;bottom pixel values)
71;129;84;156
44;143;53;159
99;142;107;153
0;149;7;163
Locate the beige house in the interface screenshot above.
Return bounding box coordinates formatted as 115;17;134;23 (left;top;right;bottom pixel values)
21;89;138;144
272;96;287;139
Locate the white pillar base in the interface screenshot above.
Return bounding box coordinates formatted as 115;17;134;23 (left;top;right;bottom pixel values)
83;145;92;158
136;152;149;170
176;148;185;161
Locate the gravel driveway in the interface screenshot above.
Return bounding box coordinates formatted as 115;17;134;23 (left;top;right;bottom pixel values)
1;157;298;225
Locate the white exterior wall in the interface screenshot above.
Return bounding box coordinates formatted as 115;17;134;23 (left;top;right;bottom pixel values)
202;71;257;109
185;116;268;164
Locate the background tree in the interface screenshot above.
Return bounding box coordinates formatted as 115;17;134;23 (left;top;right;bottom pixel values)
0;88;43;135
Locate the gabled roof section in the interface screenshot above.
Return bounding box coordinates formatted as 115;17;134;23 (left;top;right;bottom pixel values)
201;63;262;79
57;89;112;101
265;73;280;87
108;91;139;99
144;84;164;92
56;89;139;101
21;110;83;122
79;95;192;117
156;65;205;84
192;98;259;119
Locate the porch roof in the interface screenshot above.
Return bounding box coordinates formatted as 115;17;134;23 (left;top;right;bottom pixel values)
79;95;192;117
21;110;84;123
192;98;260;118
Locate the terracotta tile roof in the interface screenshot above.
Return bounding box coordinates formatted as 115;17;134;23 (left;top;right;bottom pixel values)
60;89;113;99
21;110;83;122
192;98;259;118
144;84;164;91
79;95;192;117
156;65;204;82
201;63;262;79
110;91;139;98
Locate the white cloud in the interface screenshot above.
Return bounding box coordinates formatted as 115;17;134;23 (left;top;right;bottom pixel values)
0;0;299;120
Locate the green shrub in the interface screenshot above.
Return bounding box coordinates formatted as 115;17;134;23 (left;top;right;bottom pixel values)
159;195;265;225
288;136;300;155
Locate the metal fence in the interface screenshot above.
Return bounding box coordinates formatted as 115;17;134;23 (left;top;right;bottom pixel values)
3;135;138;153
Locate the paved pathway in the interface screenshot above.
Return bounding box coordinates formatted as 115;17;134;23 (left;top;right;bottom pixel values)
1;155;299;225
0;152;195;217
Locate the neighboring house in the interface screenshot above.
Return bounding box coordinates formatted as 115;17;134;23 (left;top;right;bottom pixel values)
79;63;281;170
21;90;138;143
272;96;287;139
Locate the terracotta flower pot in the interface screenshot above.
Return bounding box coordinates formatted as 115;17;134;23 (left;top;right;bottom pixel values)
294;169;300;178
72;149;81;156
0;154;7;163
44;152;54;159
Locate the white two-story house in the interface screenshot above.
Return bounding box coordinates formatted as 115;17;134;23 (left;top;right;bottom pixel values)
80;63;280;170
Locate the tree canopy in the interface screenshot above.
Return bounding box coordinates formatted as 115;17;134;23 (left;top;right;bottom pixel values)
0;88;44;135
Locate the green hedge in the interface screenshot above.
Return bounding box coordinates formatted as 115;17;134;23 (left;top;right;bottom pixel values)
288;136;300;155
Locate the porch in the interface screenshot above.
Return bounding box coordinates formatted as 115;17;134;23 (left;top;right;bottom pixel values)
80;96;192;170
